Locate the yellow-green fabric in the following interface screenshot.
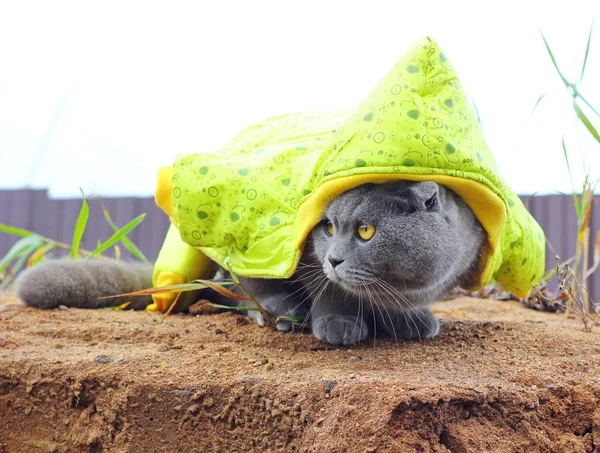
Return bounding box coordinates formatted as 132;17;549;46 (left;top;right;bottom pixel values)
154;36;545;304
147;223;216;312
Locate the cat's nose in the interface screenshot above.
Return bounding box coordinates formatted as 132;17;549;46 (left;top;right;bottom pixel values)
328;257;344;268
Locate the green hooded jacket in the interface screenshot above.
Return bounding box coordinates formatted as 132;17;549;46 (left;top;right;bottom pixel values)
150;36;545;312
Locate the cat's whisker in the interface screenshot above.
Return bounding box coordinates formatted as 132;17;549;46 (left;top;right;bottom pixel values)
297;261;321;268
349;270;376;281
371;282;399;347
407;311;422;342
302;278;330;331
360;289;365;345
374;279;424;342
378;280;428;330
297;274;329;320
291;263;325;285
365;283;387;330
292;273;328;312
292;266;325;282
383;287;429;330
299;265;328;279
283;268;325;299
358;286;365;339
367;282;397;346
374;279;407;311
283;282;310;300
377;279;420;313
389;293;423;342
343;270;377;287
361;283;378;347
301;274;329;303
350;285;363;340
381;280;413;309
281;274;328;333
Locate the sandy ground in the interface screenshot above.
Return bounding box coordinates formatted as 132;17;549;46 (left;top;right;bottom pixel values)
1;293;600;453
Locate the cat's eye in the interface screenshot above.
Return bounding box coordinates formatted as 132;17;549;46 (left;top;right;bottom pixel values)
325;221;334;236
357;223;376;241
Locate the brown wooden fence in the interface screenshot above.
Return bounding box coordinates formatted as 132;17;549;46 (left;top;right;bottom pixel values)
0;189;170;263
0;189;598;300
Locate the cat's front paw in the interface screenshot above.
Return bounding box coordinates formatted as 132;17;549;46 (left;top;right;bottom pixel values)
312;314;369;345
383;308;440;340
247;295;307;332
250;311;298;332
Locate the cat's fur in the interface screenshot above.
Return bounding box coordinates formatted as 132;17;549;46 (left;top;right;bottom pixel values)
16;181;488;345
16;260;154;310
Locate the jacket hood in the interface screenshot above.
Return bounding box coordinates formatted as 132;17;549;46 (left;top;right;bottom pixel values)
155;36;545;298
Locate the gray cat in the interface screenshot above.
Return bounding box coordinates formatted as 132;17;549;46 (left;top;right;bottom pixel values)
15;181;488;345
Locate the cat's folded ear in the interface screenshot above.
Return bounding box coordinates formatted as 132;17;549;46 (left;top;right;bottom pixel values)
403;181;441;212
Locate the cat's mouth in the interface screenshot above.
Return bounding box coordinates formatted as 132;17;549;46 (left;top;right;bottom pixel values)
326;270;423;300
325;269;376;291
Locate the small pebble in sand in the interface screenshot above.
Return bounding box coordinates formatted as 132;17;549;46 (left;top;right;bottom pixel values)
94;354;112;363
324;380;337;393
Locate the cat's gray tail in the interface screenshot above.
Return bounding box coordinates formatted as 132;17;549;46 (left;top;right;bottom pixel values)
16;260;154;309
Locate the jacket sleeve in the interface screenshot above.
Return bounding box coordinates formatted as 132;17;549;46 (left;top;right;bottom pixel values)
148;223;216;312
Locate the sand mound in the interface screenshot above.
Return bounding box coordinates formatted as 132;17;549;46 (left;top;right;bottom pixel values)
1;295;599;452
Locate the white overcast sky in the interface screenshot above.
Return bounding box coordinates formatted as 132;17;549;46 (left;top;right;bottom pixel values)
0;1;598;198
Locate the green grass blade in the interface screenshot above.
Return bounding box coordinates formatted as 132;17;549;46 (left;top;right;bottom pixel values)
528;93;548;122
88;214;146;258
0;240;42;289
561;138;581;217
71;189;89;258
98;280;235;299
209;303;260;312
28;243;56;267
539;30;572;89
573;101;600;143
0;224;36;238
103;301;131;310
103;208;148;262
188;280;235;286
276;315;307;324
0;235;44;273
580;18;595;82
207;303;307;324
8;243;39;277
577;93;600;119
540;257;574;282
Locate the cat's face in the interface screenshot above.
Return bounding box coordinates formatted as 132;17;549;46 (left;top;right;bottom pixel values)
307;181;486;305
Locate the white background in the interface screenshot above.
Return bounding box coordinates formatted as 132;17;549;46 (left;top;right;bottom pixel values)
0;0;598;197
